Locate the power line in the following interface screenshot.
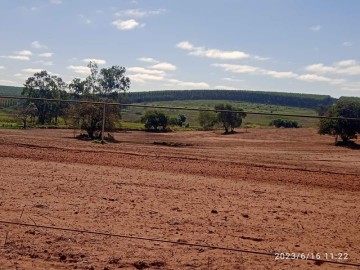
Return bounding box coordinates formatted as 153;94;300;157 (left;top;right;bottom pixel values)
1;95;360;121
1;220;360;268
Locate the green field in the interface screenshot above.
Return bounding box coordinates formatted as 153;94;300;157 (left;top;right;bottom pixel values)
121;100;319;129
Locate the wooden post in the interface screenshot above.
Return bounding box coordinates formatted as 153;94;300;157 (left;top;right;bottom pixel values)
101;102;106;144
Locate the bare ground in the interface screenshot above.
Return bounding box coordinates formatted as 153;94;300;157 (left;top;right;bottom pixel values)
0;128;359;270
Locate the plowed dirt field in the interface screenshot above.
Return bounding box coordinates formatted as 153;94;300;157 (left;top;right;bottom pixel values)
0;128;359;270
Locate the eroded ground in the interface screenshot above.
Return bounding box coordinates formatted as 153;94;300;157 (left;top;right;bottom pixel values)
0;128;359;270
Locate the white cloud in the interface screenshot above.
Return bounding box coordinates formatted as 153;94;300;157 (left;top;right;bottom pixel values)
115;8;165;18
213;63;348;85
214;85;238;90
297;74;345;84
305;64;335;74
79;14;92;24
129;73;165;83
177;41;250;60
14;73;24;77
38;52;54;58
16;50;33;56
82;58;106;65
253;55;271;61
336;59;357;67
222;77;244;82
343;41;353;47
310;25;321;31
0;66;5;69
112;19;144;30
1;55;30;61
150;62;177;71
31;41;48;49
264;70;298;79
67;65;90;75
176;41;268;61
176;41;194;50
138;57;159;64
212;63;259;74
167;79;209;89
22;68;45;74
128;67;165;75
213;63;298;79
50;0;62;4
34;60;53;66
305;60;360;76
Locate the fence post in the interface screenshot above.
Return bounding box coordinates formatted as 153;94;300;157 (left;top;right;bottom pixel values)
101;102;106;144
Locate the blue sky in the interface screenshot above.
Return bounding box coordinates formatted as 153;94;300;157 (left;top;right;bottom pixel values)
0;0;360;97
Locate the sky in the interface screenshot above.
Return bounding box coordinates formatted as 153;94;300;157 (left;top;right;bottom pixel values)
0;0;360;97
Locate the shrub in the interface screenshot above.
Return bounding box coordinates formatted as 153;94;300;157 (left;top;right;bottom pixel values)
270;119;300;128
198;111;217;130
141;110;169;131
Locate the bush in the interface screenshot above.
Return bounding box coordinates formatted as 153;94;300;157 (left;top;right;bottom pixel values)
270;119;300;128
198;111;217;130
141;110;169;131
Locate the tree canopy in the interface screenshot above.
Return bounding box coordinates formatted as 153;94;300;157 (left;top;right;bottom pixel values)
215;103;246;133
22;70;68;124
318;98;360;142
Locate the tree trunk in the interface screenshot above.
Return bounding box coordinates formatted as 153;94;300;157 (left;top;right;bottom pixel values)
23;118;27;129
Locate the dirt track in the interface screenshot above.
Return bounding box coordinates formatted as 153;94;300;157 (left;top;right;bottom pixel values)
0;128;359;270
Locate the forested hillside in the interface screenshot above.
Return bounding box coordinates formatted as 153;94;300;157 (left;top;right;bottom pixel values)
0;85;336;109
124;90;336;109
0;85;22;96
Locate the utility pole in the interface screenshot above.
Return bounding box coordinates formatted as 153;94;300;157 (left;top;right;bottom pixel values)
101;102;106;144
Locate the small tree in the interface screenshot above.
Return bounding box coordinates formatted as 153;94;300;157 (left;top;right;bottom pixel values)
68;62;130;138
17;102;38;129
215;104;246;133
198;111;217;130
141;110;169;131
319;98;360;143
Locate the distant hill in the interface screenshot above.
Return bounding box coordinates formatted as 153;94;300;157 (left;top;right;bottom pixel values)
0;85;23;96
0;85;336;109
125;90;336;109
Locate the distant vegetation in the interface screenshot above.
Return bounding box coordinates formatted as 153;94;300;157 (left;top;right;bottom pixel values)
2;80;360;138
124;90;336;109
0;85;22;96
1;86;336;110
270;119;300;128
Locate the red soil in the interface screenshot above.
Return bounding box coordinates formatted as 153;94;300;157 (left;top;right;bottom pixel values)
0;128;359;269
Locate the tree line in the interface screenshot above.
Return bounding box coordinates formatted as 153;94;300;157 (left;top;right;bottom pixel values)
124;90;336;109
20;62;130;139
